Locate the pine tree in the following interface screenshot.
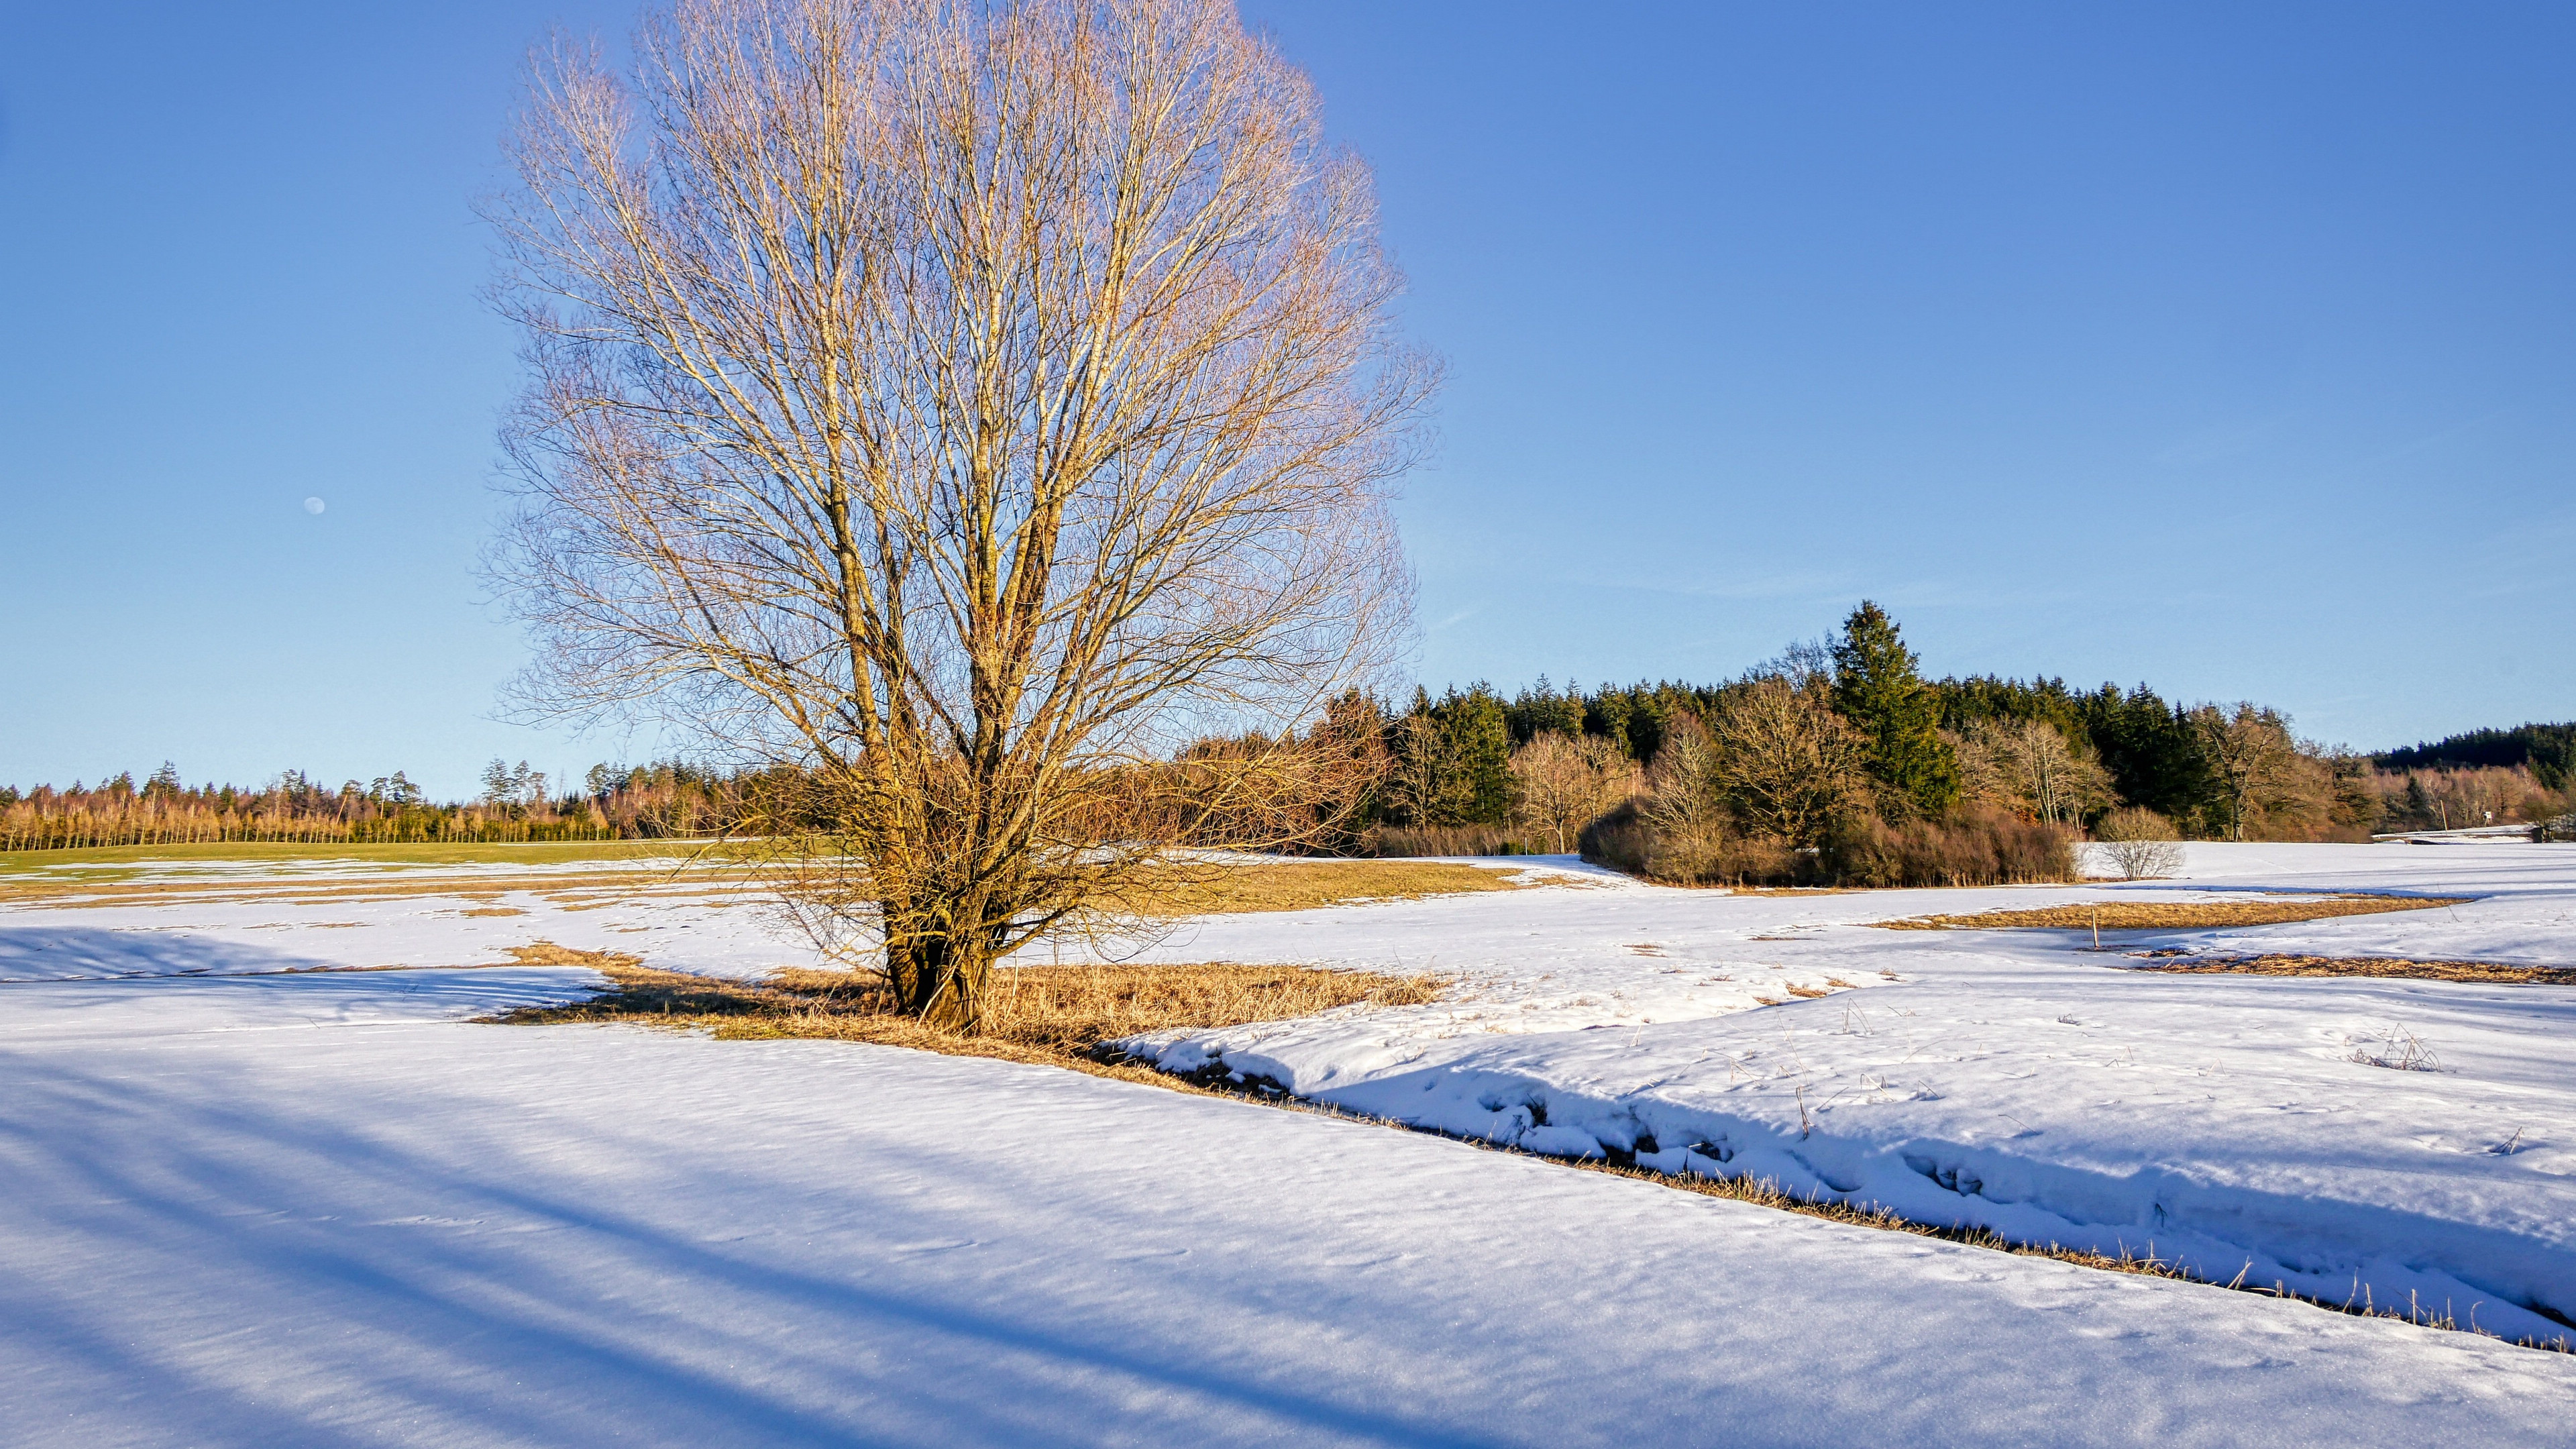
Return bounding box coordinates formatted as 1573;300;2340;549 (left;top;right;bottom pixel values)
1829;601;1959;819
1436;685;1515;825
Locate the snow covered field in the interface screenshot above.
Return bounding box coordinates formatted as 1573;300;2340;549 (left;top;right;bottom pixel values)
1112;843;2576;1344
5;843;2576;1443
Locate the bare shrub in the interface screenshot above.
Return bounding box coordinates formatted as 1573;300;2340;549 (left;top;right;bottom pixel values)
2092;807;2185;880
1821;808;2076;888
1362;823;1524;857
1576;798;1654;875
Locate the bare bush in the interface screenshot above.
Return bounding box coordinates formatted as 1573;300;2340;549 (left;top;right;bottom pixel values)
486;0;1433;1030
2092;807;2185;880
1822;808;2076;888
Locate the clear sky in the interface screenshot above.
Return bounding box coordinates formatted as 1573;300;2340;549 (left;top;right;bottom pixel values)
4;2;2571;798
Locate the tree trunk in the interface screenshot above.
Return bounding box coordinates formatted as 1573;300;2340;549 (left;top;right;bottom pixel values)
885;924;994;1034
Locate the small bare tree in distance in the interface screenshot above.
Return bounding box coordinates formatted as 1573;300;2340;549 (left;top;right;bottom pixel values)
486;0;1434;1030
1509;731;1635;853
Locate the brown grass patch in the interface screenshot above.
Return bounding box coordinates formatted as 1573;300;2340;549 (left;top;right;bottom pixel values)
1;858;1531;921
1876;894;2469;932
460;906;527;918
2136;955;2575;985
502;941;645;969
488;959;1448;1061
0;868;745;912
1124;860;1531;917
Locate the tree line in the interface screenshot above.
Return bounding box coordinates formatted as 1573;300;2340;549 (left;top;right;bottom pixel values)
0;759;753;852
1285;602;2576;882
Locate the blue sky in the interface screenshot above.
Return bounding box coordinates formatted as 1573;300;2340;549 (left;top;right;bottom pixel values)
4;2;2571;798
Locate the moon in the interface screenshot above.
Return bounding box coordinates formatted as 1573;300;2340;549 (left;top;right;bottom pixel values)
303;497;326;515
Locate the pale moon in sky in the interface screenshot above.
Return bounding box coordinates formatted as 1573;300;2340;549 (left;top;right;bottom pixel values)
303;497;325;515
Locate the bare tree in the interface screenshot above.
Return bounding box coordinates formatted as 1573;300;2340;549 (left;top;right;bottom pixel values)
1953;718;2113;825
1382;710;1458;828
1708;678;1870;847
1509;731;1635;853
2188;704;2302;843
487;0;1433;1030
1637;712;1727;879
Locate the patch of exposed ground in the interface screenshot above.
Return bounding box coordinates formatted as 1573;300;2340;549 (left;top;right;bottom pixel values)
1117;860;1539;917
2134;954;2575;985
0;858;1546;919
0;869;752;911
1876;894;2471;932
488;958;1447;1066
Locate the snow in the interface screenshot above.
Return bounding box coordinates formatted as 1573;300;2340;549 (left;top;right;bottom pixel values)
5;969;2575;1446
1110;844;2576;1344
0;857;804;983
8;842;2576;1442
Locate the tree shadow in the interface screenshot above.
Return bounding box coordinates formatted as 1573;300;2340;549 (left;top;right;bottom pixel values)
0;924;340;981
0;1038;1500;1448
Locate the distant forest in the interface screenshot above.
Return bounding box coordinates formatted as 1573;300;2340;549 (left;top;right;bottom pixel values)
5;604;2570;864
1328;604;2573;875
2377;723;2575;784
0;761;746;853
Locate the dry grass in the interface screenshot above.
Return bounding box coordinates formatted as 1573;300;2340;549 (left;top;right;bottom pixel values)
1122;859;1533;917
488;957;1448;1060
0;868;755;912
1876;894;2469;932
0;838;728;878
2137;954;2575;985
0;856;1537;920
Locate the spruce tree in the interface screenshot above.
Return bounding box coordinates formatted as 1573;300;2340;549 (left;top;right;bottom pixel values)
1829;601;1960;819
1442;686;1515;825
